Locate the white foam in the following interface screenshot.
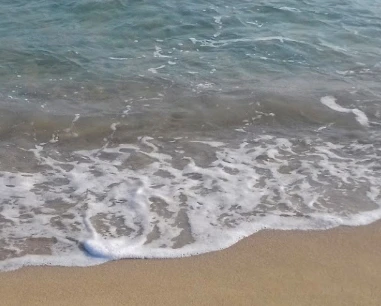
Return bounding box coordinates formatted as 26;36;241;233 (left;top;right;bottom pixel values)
148;65;166;74
188;36;304;48
0;133;380;271
195;82;214;89
213;16;222;25
109;57;130;60
246;21;263;27
63;113;80;137
279;7;301;12
252;36;300;43
110;122;119;131
318;40;348;53
320;96;369;127
153;46;171;58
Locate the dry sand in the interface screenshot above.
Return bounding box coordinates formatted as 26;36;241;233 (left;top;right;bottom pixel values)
1;223;381;306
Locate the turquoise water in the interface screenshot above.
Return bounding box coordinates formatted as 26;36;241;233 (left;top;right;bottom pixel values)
1;1;381;96
0;1;381;270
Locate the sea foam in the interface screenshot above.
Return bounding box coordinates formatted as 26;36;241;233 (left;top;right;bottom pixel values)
321;96;369;127
0;131;380;271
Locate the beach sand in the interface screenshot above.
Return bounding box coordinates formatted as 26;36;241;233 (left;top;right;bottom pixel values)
1;223;380;306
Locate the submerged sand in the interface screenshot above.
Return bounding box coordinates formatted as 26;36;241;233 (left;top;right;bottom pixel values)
0;223;380;306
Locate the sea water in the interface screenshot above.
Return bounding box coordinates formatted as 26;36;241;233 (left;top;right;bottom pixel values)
0;0;380;271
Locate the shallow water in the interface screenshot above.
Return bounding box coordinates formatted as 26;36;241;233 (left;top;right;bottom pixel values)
0;0;381;271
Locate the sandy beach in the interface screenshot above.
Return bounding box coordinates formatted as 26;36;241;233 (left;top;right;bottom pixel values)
1;223;380;306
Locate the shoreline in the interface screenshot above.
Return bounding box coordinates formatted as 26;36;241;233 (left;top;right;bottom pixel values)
1;223;381;305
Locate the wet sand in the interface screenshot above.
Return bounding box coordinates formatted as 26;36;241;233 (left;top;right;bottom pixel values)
1;223;381;306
